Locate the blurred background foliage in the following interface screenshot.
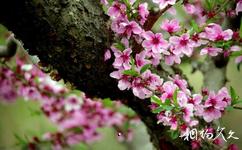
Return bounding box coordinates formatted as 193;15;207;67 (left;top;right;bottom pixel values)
1;1;242;149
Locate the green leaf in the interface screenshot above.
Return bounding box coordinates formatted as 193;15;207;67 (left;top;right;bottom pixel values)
14;134;27;145
113;42;125;51
204;0;212;10
190;20;199;32
122;0;131;9
131;57;135;69
164;99;171;106
118;106;136;117
102;5;108;14
230;51;242;57
123;69;139;77
152;106;164;114
140;64;151;74
151;95;162;105
233;99;242;105
103;98;113;107
230;86;241;105
173;89;178;107
70;89;82;96
169;130;179;140
226;106;234;112
75;143;89;150
133;0;141;8
230;86;237;101
163;105;174;111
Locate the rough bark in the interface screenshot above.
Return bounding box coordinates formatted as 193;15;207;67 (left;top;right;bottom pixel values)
0;0;189;149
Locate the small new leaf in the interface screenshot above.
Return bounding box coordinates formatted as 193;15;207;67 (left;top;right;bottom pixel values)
230;51;242;57
123;69;139;77
173;89;178;107
151;95;162;105
190;20;199;32
103;98;113;107
113;42;125;51
226;106;234;112
152;106;164;114
169;130;179;140
140;64;151;74
230;86;240;105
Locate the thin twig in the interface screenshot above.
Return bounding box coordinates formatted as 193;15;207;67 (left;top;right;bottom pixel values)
144;0;181;30
233;106;242;110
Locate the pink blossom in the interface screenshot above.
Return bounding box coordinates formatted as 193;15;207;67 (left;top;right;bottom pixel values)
64;95;82;111
172;75;188;92
169;116;178;130
18;86;41;101
202;107;222;122
164;53;181;65
169;33;195;56
204;92;227;110
142;31;169;54
117;21;142;38
229;46;242;64
191;140;201;150
0;78;17;102
104;49;111;61
200;23;233;41
182;104;194;122
113;48;132;69
160;81;177;101
132;77;152;99
135;51;150;69
141;70;163;90
213;138;224;147
230;45;241;52
145;49;162;66
161;19;180;33
111;17;128;34
200;47;223;56
152;0;176;9
157;112;178;130
167;7;177;15
110;71;132;90
217;87;231;106
191;34;208;47
107;2;126;18
177;91;188;107
100;0;108;5
164;45;182;65
189;94;204;116
138;3;149;25
202;91;227;122
184;4;196;14
235;56;242;64
236;0;242;15
228;144;239;150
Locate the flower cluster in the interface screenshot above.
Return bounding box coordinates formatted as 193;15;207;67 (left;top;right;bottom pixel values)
0;57;138;150
103;0;241;100
102;0;242;149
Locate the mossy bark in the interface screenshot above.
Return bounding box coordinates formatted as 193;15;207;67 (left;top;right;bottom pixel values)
0;1;189;149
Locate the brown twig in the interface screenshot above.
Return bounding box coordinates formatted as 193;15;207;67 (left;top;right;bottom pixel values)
144;0;181;31
233;106;242;110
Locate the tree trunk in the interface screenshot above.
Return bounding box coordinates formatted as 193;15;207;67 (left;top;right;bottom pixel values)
0;0;189;149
